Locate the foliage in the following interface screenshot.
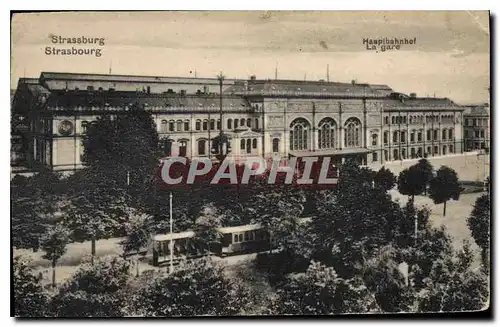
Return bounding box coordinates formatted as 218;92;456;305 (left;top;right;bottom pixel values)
374;166;396;192
13;256;49;317
416;158;434;190
132;258;248;316
50;256;131;317
467;194;490;265
428;166;460;216
271;261;379;315
40;224;71;286
416;240;489;312
398;165;426;201
192;203;224;254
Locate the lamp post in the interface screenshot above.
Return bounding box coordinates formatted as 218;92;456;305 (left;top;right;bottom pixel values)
169;191;173;274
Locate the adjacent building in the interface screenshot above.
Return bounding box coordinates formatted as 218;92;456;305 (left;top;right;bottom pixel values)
11;72;466;172
463;104;490;152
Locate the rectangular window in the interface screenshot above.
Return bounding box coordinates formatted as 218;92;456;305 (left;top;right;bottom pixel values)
203;121;208;131
169;122;175;131
196;121;201;131
184;122;189;131
418;132;422;142
372;152;378;162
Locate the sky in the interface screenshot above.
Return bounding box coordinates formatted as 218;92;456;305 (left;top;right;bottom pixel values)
11;11;490;104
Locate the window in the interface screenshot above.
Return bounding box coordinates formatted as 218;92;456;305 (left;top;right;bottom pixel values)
254;118;259;129
410;131;415;143
252;138;257;149
169;120;175;132
184;120;190;131
427;130;432;141
449;145;454;153
371;134;378;146
393;131;398;143
318;118;336;149
203;120;208;131
272;138;280;153
246;139;252;153
442;129;447;140
234;119;239;129
161;139;173;156
393;149;399;160
465;130;469;138
384;117;389;125
372;152;378;162
241;119;246;127
442;146;447;155
384;131;389;145
247;119;251;128
234;234;238;243
426;146;431;156
227;119;233;130
391;116;395;125
465;119;470;126
290;118;310;151
81;121;89;133
433;129;438;141
473;119;477;126
475;131;480;138
179;141;187;157
418;131;422;142
198;140;206;155
384;150;388;161
210;119;215;130
410;147;416;158
344;118;361;148
161;120;168;133
480;130;485;138
240;139;245;150
176;120;182;131
401;131;406;143
401;148;406;159
217;120;221;130
434;146;438;155
449;128;453;140
195;120;201;131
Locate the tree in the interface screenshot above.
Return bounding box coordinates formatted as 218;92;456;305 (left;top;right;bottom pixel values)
121;209;153;277
374;166;396;192
50;256;131;317
398;166;426;202
272;261;379;315
40;224;70;287
428;166;460;216
13;256;48;317
416;240;489;312
63;168;130;263
467;194;490;267
193;203;224;256
133;258;248;316
416;158;434;194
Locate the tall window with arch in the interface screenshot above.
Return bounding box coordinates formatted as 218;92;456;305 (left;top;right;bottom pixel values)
289;118;310;151
344;117;361;148
81;121;89;134
168;120;175;132
227;119;233;130
272;138;280;153
254;118;259;129
161;120;168;134
198;139;207;155
176;120;183;132
195;120;201;131
318;118;336;149
371;133;378;146
178;140;188;157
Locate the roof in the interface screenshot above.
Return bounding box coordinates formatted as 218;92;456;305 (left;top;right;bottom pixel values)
40;72;236;85
45;92;251;111
225;80;393;97
154;230;195;242
380;97;461;110
463;105;489;116
217;224;263;234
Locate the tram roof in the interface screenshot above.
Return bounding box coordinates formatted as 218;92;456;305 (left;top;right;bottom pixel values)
154;230;195;242
217;224;263;234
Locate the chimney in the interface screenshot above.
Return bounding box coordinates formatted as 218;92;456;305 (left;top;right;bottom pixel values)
351;79;356;85
250;75;256;81
410;93;417;98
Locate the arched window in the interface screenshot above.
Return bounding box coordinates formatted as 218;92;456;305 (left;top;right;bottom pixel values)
410;130;415;143
234;119;239;129
344;117;361;148
442;129;447;140
393;131;399;143
401;131;406;143
427;130;432;141
449;145;454;153
255;118;259;129
247;119;251;128
217;120;221;130
384;131;389;145
433;129;439;141
176;120;183;131
227;119;233;130
410;147;416;158
401;148;406;159
241;119;246;127
252;138;257;149
318;118;336;149
442;146;447;155
371;133;378;146
246;139;252;153
81;121;89;134
240;139;245;150
448;128;453;140
209;119;215;130
289;118;310;151
202;120;208;131
184;120;190;131
178;140;188;157
161;120;168;133
198;139;207;155
391;116;395;125
195;120;201;131
272;138;280;153
169;120;175;132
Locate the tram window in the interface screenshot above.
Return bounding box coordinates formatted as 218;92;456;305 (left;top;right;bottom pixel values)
244;231;249;241
238;234;244;242
234;234;238;243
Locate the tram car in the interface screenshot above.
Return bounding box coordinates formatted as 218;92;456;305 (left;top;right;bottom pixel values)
217;224;273;256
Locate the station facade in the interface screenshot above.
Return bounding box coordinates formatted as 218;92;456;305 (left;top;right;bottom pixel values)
12;72;467;172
